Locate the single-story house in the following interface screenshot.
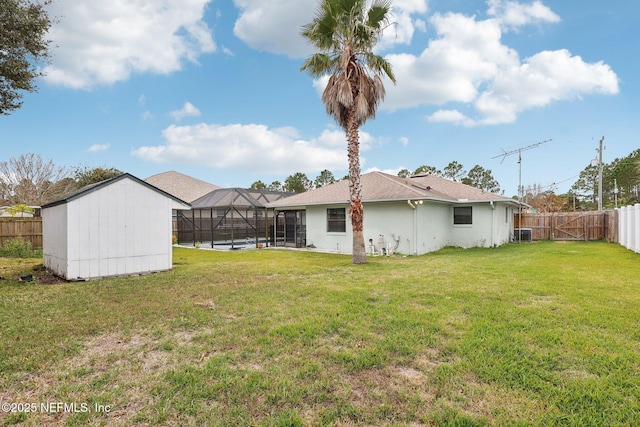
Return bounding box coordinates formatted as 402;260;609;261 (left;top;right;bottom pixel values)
266;171;522;255
42;173;190;280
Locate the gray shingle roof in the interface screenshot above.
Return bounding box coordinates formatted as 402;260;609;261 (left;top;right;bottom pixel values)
267;171;517;208
145;171;219;203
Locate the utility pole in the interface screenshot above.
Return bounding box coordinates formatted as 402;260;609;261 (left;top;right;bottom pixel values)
597;136;604;211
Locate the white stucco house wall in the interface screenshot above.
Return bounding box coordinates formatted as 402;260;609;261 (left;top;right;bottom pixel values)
267;172;521;256
42;173;190;280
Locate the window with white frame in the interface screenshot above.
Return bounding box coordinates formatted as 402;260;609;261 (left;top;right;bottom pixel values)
453;206;472;225
327;208;346;232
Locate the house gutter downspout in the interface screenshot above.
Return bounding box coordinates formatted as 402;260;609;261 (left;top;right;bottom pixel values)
407;200;418;256
490;201;495;247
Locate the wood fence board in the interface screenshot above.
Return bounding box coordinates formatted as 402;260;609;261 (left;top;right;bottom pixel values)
516;211;616;242
0;218;43;248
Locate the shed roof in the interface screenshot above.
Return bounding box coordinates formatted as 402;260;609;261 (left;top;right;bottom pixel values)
191;188;291;209
267;171;519;208
145;171;219;203
42;173;191;209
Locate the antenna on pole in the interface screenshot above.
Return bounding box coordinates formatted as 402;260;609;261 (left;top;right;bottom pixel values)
492;139;552;242
492;139;553;164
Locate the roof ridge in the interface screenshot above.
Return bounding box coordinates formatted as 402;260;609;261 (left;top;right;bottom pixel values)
369;171;431;197
409;173;511;200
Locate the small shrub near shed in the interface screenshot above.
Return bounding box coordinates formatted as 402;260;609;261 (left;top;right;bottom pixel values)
0;238;42;258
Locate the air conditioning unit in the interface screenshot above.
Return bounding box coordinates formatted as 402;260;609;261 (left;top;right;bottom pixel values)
514;228;532;242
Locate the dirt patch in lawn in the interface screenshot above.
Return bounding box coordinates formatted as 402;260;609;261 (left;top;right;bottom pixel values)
0;327;216;426
35;271;67;285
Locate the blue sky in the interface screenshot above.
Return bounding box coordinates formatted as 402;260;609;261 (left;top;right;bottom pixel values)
2;0;637;197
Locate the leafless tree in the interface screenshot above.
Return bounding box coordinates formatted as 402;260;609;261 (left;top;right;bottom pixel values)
0;153;72;205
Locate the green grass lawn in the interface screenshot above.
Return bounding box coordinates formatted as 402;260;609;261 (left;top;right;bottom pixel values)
1;241;639;426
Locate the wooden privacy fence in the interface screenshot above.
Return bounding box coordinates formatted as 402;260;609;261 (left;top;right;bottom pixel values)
515;211;617;242
0;218;43;248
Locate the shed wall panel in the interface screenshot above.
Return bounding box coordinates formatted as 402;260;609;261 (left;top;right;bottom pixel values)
42;204;69;278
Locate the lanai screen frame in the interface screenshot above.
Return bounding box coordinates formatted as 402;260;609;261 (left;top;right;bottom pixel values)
176;188;290;249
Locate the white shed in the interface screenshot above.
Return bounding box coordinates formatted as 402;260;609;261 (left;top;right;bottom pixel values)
42;173;190;280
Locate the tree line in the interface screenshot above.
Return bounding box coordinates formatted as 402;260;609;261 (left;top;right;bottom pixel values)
525;149;640;212
255;149;640;213
3;150;637;212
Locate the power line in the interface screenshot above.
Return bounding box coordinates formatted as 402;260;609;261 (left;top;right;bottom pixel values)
534;174;580;191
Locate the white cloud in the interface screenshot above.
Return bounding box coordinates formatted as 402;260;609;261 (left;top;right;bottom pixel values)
379;6;618;126
378;1;429;51
233;0;428;58
43;0;619;129
43;0;216;89
487;0;560;29
169;102;202;121
428;49;619;126
427;110;477;127
141;111;154;120
243;0;617;127
384;12;519;110
131;123;380;174
86;144;110;152
233;0;314;58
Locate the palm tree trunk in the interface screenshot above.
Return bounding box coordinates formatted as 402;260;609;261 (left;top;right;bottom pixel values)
346;107;367;264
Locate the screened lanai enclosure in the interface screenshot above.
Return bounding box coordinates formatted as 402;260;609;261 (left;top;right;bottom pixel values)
176;188;291;249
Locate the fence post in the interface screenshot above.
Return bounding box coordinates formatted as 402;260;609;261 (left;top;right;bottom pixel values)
626;206;638;251
625;206;636;250
618;206;629;248
625;206;635;249
635;204;640;253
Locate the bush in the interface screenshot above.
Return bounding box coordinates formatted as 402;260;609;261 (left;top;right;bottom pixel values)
0;239;42;258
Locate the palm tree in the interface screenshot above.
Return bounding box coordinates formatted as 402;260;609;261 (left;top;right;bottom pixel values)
301;0;396;264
